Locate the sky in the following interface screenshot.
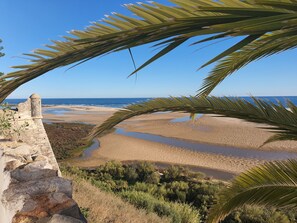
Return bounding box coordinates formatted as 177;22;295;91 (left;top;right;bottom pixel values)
0;0;296;99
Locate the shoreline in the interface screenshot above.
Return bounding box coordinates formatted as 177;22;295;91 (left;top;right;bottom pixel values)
43;105;120;112
43;105;297;152
70;133;263;175
43;105;297;177
119;114;297;153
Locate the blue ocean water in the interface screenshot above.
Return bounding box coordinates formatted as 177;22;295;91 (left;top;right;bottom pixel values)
4;98;152;108
4;96;297;108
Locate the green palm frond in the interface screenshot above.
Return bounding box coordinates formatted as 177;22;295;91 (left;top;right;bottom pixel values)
0;39;4;77
86;96;297;143
198;29;297;95
2;0;297;100
207;159;297;223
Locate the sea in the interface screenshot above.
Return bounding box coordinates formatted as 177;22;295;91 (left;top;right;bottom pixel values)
3;96;297;108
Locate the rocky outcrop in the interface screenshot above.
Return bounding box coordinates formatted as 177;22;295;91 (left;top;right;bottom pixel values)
0;142;86;223
0;94;87;223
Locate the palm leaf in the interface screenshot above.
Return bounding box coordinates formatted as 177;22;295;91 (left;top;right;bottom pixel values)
198;29;297;96
2;0;297;100
199;34;262;70
86;96;297;143
0;39;4;77
128;37;188;77
207;159;297;223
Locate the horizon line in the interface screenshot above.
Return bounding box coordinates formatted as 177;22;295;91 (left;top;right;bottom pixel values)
5;95;297;100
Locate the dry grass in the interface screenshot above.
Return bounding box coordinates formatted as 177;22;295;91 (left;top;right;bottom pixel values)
65;173;170;223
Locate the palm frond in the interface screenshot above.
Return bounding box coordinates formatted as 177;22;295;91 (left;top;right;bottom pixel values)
198;29;297;95
2;0;297;100
0;39;4;77
86;96;297;143
207;159;297;223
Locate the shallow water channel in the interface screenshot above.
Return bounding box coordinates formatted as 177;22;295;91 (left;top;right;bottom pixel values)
44;110;297;179
115;128;297;161
80;139;100;159
81;127;297;162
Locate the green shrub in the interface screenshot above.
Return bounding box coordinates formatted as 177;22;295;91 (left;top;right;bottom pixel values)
167;181;189;191
119;190;200;223
157;184;169;198
124;166;138;183
102;161;125;180
188;171;206;180
65;163;296;223
165;181;189;202
0;104;29;141
135;162;156;181
163;166;188;182
120;190;156;212
132;182;158;194
90;178;114;192
223;206;292;223
145;171;161;184
171;203;201;223
114;180;129;191
80;207;90;219
100;172;113;181
188;181;221;219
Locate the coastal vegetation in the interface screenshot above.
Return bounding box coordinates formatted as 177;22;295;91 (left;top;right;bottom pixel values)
46;123;295;222
44;122;93;160
63;161;297;223
0;39;3;76
0;104;27;141
64;168;170;223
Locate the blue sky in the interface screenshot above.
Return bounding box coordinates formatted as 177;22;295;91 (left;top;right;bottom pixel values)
1;0;296;98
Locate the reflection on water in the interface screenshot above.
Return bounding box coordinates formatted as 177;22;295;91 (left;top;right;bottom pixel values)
42;119;55;124
115;128;297;161
170;114;203;123
42;108;90;115
79;139;100;159
43;108;72;115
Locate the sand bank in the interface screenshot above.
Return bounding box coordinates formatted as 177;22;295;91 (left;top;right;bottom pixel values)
120;114;297;152
73;133;263;175
44;105;119;112
44;106;297;175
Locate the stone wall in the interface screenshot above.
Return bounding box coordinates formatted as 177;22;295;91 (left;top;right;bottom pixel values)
0;94;86;223
16;94;60;172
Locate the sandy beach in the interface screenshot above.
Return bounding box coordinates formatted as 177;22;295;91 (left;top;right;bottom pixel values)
43;105;297;176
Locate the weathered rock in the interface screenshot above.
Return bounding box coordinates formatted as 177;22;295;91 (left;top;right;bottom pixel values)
12;193;85;223
30;156;53;169
3;144;32;163
4;159;25;171
11;166;57;182
6;144;31;155
0;95;86;223
12;214;40;223
48;214;85;223
4;177;72;201
33;155;49;162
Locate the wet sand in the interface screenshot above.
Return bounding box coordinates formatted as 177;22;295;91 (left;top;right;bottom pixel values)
43;105;297;176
